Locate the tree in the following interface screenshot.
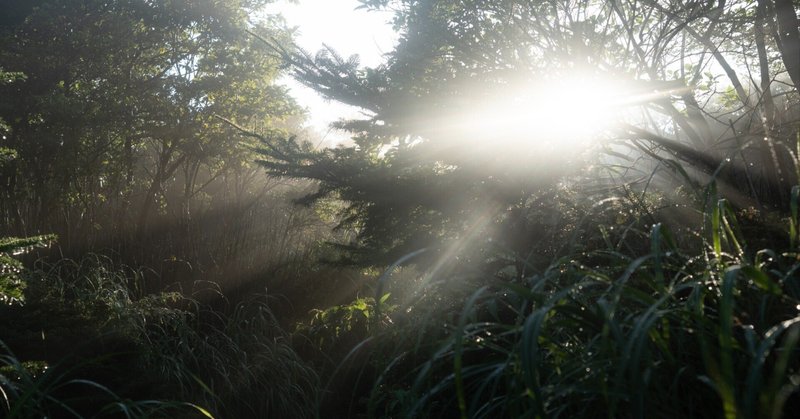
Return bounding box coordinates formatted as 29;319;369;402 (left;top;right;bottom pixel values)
0;0;300;252
255;0;799;269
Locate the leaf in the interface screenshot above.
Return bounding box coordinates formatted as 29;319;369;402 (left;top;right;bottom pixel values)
741;265;781;295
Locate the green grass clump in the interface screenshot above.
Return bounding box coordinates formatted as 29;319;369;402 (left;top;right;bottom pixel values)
353;196;800;419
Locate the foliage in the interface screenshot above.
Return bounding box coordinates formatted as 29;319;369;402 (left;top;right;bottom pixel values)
316;191;797;418
0;0;302;268
0;235;54;305
255;0;800;269
0;340;211;419
0;254;320;418
245;2;800;416
296;295;397;363
0;0;346;306
0;67;22;167
2;0;800;418
250;3;800;410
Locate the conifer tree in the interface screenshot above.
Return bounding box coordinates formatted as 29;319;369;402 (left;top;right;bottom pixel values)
254;0;799;269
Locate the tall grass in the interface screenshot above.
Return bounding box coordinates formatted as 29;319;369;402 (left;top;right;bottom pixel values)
0;339;210;419
347;191;800;418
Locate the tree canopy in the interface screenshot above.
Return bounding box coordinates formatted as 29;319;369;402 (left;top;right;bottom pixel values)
0;0;300;250
255;0;800;268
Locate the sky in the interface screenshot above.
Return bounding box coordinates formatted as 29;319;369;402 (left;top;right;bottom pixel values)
262;0;397;144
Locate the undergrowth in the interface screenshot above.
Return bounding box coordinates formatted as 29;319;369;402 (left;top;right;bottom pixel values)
0;253;319;418
298;190;800;418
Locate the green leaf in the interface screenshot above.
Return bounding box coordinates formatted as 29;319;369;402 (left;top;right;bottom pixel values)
741;265;781;295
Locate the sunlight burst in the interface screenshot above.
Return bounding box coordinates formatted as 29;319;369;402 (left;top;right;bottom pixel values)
455;73;632;150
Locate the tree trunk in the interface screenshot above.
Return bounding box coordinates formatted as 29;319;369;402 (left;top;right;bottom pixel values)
773;0;800;91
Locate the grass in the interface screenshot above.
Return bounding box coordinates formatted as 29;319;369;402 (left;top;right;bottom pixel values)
7;182;799;418
0;339;211;418
0;254;320;418
4;144;800;419
325;190;800;418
